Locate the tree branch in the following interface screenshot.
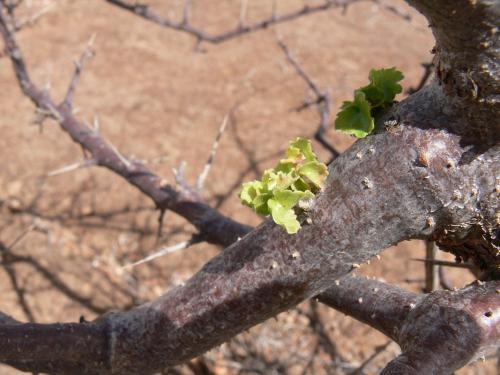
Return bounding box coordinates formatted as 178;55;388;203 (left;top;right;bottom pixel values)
0;4;250;248
406;0;500;140
0;1;498;373
320;276;500;374
104;0;360;44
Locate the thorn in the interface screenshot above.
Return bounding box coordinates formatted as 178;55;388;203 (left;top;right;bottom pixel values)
239;0;248;28
122;237;200;269
107;139;131;168
173;160;188;190
196;114;229;191
47;159;95;177
93;115;100;134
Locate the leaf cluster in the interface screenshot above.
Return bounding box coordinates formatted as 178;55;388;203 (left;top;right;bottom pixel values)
334;67;404;138
240;138;328;234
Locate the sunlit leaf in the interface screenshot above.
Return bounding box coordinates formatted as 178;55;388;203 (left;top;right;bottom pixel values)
334;91;374;138
299;161;329;189
268;199;300;234
239;137;328;234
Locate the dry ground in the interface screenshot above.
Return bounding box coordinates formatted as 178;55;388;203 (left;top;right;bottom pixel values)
0;0;496;374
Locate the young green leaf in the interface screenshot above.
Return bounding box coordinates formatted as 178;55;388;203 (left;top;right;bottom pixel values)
239;137;328;234
334;67;404;138
267;198;300;234
334;91;374;138
298;161;329;189
366;67;404;104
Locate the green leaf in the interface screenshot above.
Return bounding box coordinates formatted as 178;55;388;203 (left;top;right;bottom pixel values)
273;190;307;210
288;138;316;162
358;85;385;108
253;193;272;216
239;137;328;234
365;67;404;105
298;161;329;189
268;199;301;234
334;91;374;138
265;170;295;191
239;180;263;206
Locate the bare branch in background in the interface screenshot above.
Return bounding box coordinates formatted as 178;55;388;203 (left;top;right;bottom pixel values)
277;39;339;160
47;158;96;177
63;35;95;108
196;115;229;192
0;4;251;247
105;0;358;44
104;0;414;45
423;241;438;292
122;235;202;269
407;62;433;94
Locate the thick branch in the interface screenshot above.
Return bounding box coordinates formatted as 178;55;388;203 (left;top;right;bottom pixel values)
406;0;500;139
382;280;500;374
321;277;500;374
1;100;497;372
318;276;421;342
0;1;498;373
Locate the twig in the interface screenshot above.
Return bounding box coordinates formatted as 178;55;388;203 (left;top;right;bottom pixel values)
3;263;35;322
105;0;413;47
412;258;475;269
156;208;166;243
63;34;96;108
371;0;411;21
105;0;361;44
5;224;35;250
122;236;201;269
47;158;96;177
3;252;109;314
181;0;191;25
196;115;229;192
407;62;433;94
13;2;55;31
277;39;339;160
424;241;439;292
239;0;248;28
348;341;392;374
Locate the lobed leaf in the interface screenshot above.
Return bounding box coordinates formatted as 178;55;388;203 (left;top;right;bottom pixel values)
334;91;374;138
239;137;328;234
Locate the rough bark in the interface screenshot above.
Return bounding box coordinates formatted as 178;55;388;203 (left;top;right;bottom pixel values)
320;276;500;374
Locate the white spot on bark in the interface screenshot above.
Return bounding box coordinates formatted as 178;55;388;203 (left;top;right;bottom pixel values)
361;177;373;189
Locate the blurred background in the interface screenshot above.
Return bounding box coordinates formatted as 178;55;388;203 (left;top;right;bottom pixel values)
0;0;495;374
